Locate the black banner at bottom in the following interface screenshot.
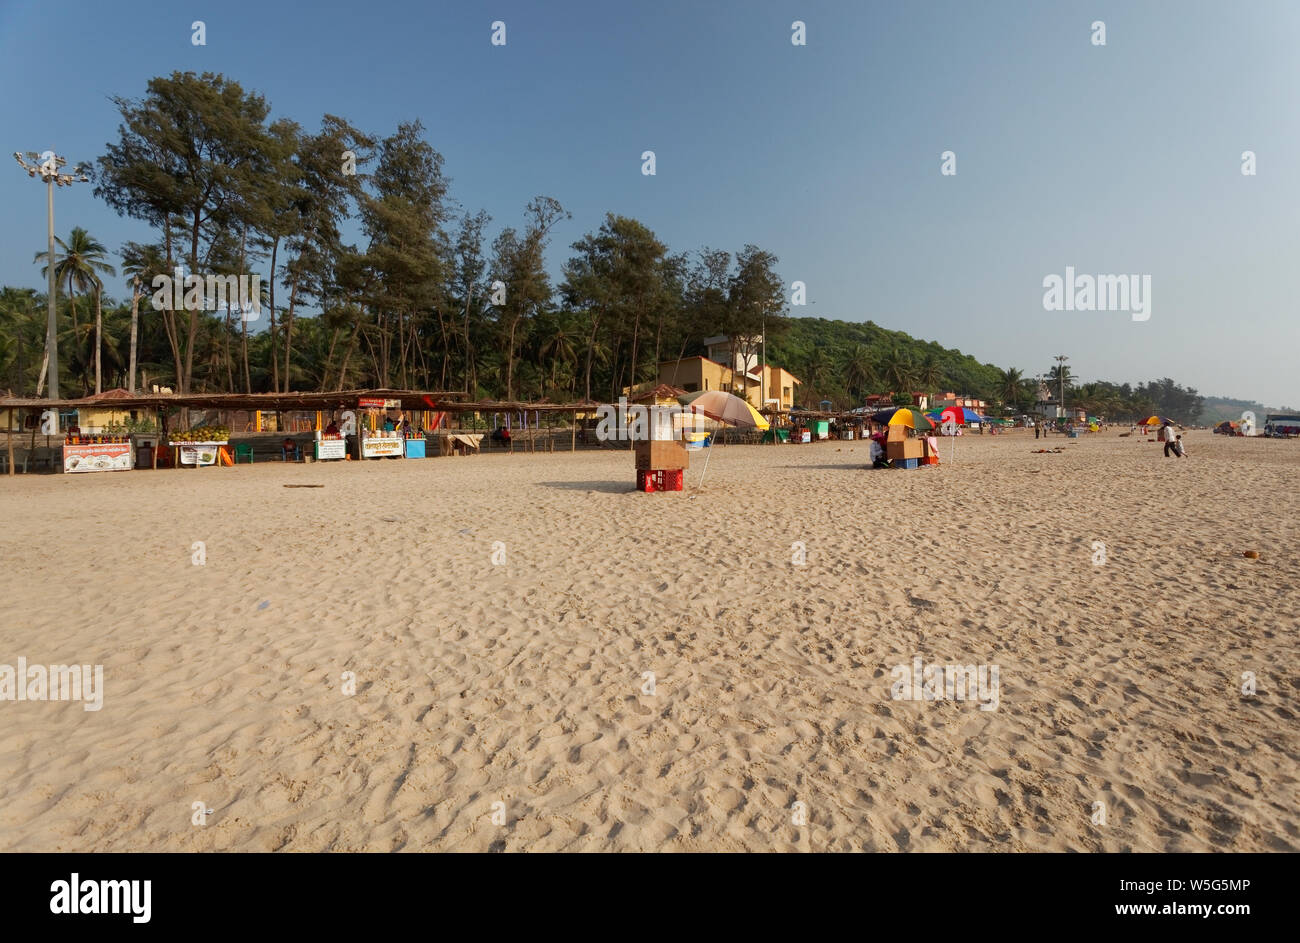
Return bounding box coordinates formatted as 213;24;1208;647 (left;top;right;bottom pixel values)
4;852;1277;931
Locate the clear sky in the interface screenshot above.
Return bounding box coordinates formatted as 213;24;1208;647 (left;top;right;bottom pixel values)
2;0;1296;405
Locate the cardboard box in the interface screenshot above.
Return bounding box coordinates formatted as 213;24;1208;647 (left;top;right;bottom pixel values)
886;438;923;460
634;439;689;470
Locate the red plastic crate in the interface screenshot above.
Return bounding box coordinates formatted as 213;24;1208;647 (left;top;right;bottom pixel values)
636;469;683;492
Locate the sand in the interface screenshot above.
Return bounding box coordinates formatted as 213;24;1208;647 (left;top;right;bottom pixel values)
0;429;1295;852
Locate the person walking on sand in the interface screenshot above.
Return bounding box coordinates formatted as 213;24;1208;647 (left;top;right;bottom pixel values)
1160;421;1177;457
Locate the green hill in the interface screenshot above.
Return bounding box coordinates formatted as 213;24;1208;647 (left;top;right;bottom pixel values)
766;317;1006;409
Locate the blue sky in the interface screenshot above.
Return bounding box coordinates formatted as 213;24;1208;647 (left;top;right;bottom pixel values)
2;0;1297;405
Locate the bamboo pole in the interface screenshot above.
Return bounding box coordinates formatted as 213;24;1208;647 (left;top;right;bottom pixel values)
6;409;13;476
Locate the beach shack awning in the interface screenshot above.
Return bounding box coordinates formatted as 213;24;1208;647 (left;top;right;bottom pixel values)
0;389;474;413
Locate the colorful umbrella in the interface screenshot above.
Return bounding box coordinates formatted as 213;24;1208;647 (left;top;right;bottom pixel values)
926;406;985;424
872;407;935;430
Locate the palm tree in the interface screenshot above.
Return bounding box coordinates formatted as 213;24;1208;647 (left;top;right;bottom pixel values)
0;287;42;393
535;317;578;398
803;347;833;402
879;346;915;393
997;367;1024;412
120;242;167;393
1047;361;1073;391
841;344;875;401
1074;383;1110;419
915;352;942;402
36;228;116;393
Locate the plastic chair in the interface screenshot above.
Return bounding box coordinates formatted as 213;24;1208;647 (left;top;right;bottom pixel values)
234;442;254;464
281;441;301;462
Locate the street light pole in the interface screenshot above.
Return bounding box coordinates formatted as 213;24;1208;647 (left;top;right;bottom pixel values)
45;174;57;399
13;151;91;402
1054;354;1069;422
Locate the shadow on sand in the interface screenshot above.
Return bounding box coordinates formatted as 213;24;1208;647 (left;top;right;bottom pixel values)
778;463;872;471
539;480;636;494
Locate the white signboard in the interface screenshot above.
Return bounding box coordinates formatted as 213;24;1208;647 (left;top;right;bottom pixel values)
179;445;220;466
316;438;347;460
362;437;404;458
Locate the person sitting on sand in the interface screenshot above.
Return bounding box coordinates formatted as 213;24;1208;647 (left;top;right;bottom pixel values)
1173;434;1186;458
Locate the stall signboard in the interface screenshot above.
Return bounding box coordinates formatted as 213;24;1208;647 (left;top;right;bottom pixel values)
316;438;347;461
358;397;386;409
362;436;404;458
64;442;132;473
178;442;225;466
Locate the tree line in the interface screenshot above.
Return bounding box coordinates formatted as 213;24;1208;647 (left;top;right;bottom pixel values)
0;70;1209;423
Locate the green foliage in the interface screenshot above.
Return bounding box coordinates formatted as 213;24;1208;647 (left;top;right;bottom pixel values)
103;416;159;436
0;70;1250;421
765;317;1004;407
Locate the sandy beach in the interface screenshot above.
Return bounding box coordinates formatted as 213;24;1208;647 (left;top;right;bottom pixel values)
0;429;1295;852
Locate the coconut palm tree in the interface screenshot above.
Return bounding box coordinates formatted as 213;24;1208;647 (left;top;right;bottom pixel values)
997;367;1024;412
915;352;943;402
879;346;915;393
120;242;167;393
803;347;833;402
0;287;43;393
36;228;116;394
841;343;875;401
534;315;579;398
1073;382;1093;414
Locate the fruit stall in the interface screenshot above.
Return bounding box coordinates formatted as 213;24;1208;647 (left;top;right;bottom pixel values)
168;425;230;467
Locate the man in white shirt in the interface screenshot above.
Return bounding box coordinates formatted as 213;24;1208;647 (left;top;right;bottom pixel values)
1161;422;1176;457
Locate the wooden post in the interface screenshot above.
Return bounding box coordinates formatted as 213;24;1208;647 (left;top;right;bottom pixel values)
571;409;577;452
6;408;13;476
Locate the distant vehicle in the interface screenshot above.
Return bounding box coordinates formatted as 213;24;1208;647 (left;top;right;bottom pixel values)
1264;414;1300;437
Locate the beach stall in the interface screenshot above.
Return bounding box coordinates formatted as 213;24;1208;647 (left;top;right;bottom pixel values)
358;397;405;459
168;425;230;468
315;427;347;461
62;431;133;473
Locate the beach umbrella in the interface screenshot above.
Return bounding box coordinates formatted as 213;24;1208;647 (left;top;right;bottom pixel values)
873;407;934;430
925;406;984;424
676;390;769;488
678;389;770;431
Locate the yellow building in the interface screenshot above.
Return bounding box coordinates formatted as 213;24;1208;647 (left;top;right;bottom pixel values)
76;389;145;432
656;357;800;410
